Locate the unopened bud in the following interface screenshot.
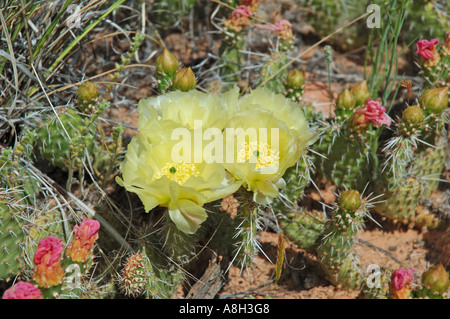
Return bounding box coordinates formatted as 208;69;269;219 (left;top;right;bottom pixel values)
286;69;305;89
421;264;450;294
155;48;179;76
77;81;98;102
418;87;448;114
172;67;196;92
338;190;361;212
336;88;356;111
402;105;424;125
350;81;370;106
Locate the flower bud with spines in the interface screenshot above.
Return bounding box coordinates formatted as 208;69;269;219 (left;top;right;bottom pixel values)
335;88;356;119
316;190;366;289
155;48;180;93
417;264;450;299
399;104;425;137
418;87;448;115
283;69;305;103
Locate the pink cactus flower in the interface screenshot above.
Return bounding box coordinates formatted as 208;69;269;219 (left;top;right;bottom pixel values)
33;236;64;288
231;5;253;19
390;268;415;299
416;39;439;59
34;236;64;266
65;218;100;263
2;281;42;299
351;98;392;131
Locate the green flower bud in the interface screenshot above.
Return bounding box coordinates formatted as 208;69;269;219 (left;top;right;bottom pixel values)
402;105;425;124
418;87;448;114
172;67;196;92
338;190;361;212
336;88;356;111
286;69;305;89
155;48;179;76
77;81;99;102
350;80;370;106
421;264;450;294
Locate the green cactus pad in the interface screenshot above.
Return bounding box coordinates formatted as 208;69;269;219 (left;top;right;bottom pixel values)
0;201;27;281
37;108;93;168
316;191;366;289
315;128;373;192
280;209;327;252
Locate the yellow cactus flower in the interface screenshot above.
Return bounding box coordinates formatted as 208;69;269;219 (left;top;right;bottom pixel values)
236;88;311;138
223;88;314;205
137;88;240;132
116;122;241;234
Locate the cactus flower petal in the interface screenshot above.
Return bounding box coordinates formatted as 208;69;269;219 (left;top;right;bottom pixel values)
2;281;42;299
33;236;64;288
66;218;100;263
416;39;439;59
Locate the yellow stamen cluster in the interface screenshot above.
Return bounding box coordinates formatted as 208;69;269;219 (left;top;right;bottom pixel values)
154;162;200;185
237;141;280;170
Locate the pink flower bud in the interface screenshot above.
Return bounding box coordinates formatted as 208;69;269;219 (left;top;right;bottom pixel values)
390;268;415;299
33;236;64;288
2;281;42;299
34;236;64;266
416;39;439;59
66;218;100;263
231;5;253;19
350;99;392;131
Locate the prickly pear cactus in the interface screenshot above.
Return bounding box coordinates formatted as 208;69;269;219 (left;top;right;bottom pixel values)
272;156;314;213
375;87;448;228
160;215;198;266
118;249;183;299
279;209;327;253
36;108;94;168
316;190;366;289
317;129;374;192
0;200;27;281
312;81;379;193
374;176;423;226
